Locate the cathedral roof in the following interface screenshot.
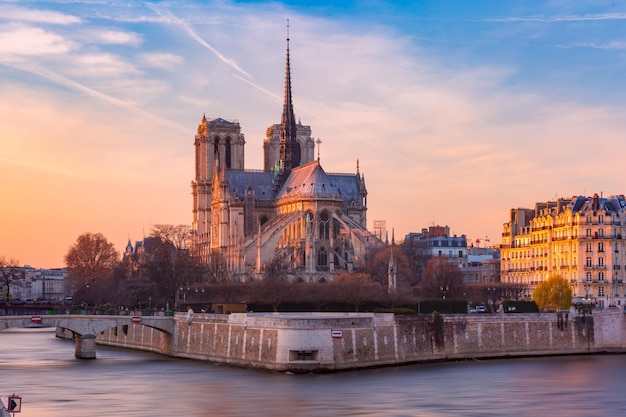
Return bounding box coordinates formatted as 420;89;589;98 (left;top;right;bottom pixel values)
277;161;338;199
226;170;275;201
276;161;361;207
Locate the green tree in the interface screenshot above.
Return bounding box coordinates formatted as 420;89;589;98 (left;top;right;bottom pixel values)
533;275;573;312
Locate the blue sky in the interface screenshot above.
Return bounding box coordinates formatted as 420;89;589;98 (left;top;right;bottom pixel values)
1;0;626;267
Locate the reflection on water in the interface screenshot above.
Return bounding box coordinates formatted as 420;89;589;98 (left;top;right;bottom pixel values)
1;328;626;416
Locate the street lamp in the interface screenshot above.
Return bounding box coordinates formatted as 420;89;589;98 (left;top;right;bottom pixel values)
440;285;449;299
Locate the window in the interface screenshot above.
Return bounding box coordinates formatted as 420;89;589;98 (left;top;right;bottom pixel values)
586;257;592;267
317;246;328;266
598;242;604;252
225;137;232;168
586;229;592;237
586;272;592;282
318;211;330;240
598;215;604;224
599;228;604;238
586;242;592;252
599;271;605;281
599;286;605;297
599;257;604;267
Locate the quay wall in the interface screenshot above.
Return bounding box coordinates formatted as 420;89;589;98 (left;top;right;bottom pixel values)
69;310;626;372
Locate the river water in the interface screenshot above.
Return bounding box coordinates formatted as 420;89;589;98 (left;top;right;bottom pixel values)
1;327;625;417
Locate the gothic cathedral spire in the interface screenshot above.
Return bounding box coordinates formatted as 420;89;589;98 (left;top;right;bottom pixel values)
278;20;301;183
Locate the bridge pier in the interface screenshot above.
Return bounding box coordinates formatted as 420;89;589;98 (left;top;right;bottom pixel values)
75;334;96;359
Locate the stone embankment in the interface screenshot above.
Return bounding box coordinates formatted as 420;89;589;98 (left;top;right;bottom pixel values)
58;310;626;372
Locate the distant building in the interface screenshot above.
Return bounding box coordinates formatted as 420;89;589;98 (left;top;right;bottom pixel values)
2;266;67;301
501;193;626;308
461;247;501;284
190;36;380;282
403;225;468;282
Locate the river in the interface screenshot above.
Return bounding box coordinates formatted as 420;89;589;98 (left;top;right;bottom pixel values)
1;327;625;416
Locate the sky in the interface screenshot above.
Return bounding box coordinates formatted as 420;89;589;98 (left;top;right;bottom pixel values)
1;0;626;268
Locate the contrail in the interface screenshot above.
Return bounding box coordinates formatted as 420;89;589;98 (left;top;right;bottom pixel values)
233;74;281;101
150;7;251;79
0;56;189;133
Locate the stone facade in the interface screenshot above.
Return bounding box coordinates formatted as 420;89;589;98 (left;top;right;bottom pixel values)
190;39;378;282
501;194;626;307
89;311;626;373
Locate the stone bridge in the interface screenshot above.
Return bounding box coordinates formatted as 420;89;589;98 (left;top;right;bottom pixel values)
0;315;174;359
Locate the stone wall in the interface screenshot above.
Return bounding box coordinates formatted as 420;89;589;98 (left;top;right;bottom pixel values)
86;311;626;372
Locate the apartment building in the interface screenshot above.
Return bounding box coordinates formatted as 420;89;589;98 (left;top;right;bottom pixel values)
501;193;626;308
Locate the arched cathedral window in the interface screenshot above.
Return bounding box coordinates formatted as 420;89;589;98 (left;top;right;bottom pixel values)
319;211;330;240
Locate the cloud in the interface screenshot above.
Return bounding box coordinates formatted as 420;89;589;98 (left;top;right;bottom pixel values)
1;58;187;133
87;29;143;46
68;53;142;77
0;24;75;55
484;13;626;23
560;41;626;50
0;4;81;25
138;52;184;70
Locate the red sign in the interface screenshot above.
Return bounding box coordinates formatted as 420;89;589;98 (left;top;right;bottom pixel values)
131;316;141;323
31;316;42;323
8;395;22;413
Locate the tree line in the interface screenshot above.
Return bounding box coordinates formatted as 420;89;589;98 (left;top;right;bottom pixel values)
55;225;544;313
3;226;575;314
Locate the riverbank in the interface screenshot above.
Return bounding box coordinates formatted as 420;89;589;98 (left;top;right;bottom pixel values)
56;310;626;372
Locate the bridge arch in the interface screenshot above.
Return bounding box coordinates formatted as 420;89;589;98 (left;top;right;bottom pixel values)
0;315;174;359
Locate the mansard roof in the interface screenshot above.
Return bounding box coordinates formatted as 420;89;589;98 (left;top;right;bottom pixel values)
571;194;626;214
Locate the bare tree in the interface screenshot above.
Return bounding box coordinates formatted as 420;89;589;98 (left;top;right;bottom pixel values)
65;233;119;303
0;257;20;301
500;282;530;302
151;224;192;250
363;244;413;287
202;251;230;283
333;272;384;312
418;256;465;299
139;225;202;309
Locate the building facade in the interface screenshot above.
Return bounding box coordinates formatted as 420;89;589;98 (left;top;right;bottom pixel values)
191;37;379;282
403;225;469;283
1;266;67;302
462;247;501;285
501;194;626;308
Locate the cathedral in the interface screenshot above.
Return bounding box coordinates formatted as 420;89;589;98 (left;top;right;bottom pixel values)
191;36;380;282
